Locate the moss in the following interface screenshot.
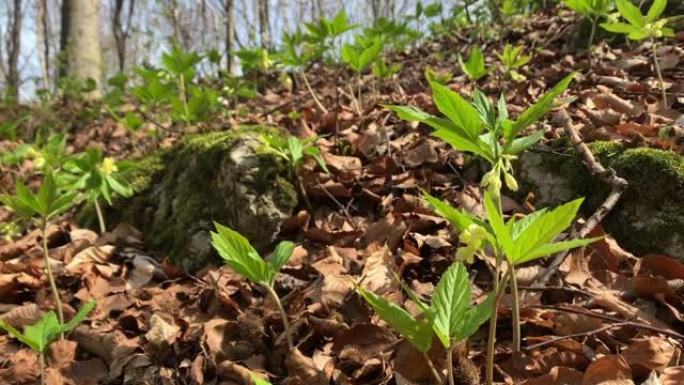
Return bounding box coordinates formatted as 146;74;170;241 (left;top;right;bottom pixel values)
116;126;298;270
518;142;684;258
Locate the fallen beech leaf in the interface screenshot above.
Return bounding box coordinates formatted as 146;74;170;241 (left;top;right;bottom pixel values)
660;366;684;385
66;245;116;274
145;313;180;347
49;339;77;369
285;348;327;385
0;303;43;328
581;355;634;385
360;244;398;296
520;366;583;385
622;337;675;377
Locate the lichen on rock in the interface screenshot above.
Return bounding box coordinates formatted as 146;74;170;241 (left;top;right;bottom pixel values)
118;126;298;271
518;142;684;259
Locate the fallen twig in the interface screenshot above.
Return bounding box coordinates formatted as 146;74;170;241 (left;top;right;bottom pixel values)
525;322;628;351
533;109;628;287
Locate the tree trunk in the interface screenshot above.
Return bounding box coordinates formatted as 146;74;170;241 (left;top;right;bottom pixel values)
37;0;50;91
112;0;135;72
59;0;102;97
258;0;270;49
224;0;235;74
6;0;22;101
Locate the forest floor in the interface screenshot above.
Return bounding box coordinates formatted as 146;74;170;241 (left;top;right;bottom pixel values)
1;6;684;385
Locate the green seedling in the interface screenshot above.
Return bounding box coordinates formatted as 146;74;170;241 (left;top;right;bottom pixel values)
341;38;383;113
250;371;271;385
277;29;328;114
424;67;454;85
235;47;274;74
424;189;600;385
496;44;532;81
210;223;296;349
0;170;78;327
0;300;95;385
358;262;492;385
62;148;135;234
389;73;575;195
459;46;488;81
601;0;673;104
259;133;328;210
563;0;613;68
305;10;358;63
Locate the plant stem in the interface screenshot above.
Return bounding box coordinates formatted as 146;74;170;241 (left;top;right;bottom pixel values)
422;351;444;385
179;74;190;127
41;221;64;329
265;285;294;350
510;264;521;353
39;351;45;385
94;199;106;234
295;170;313;212
300;71;328;114
650;38;668;106
485;270;511;385
446;344;455;385
587;17;598;70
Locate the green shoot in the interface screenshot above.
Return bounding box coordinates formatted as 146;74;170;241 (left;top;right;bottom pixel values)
459;46;488;81
259;133;328;210
341;38;383;113
563;0;612;68
496;44;532;81
210;223;296;349
62;148;136;234
0;169;77;326
601;0;673;104
0;300;95;385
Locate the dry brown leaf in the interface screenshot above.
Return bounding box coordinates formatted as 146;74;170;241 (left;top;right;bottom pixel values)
660;366;684;385
0;303;43;328
622;337;675;377
582;355;634;385
360;244;398;296
285;348;327;385
49;339;77;369
145;313;180;347
520;366;583;385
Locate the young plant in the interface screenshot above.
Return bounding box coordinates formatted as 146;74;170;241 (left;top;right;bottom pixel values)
358;262;492;385
0;300;95;385
341;38;383;113
277;29;328;114
210;223;295;349
563;0;612;68
390;73;576;196
62;148;135;234
459;46;488;81
0;170;77;326
424;66;454;85
259;133;328;210
423;189;601;385
496;44;532;81
601;0;673;105
305;10;358;63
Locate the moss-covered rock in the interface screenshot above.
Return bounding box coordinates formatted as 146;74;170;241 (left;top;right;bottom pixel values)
118;126;298;271
518;142;684;258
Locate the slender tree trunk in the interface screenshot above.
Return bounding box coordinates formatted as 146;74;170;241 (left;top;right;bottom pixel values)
59;0;103;98
112;0;135;72
6;0;22;101
224;0;235;74
38;0;50;91
258;0;270;49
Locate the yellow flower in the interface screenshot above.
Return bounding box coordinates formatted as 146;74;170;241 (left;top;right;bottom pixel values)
99;157;118;175
456;224;487;264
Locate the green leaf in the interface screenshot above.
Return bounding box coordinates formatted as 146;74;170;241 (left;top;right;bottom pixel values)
211;222;273;285
250;372;272;385
564;0;591;14
429;81;484;140
0;319;37;351
456;293;494;341
483;190;514;256
61;300;96;333
432;129;495;163
357;287;433;353
515;236;602;264
509;73;575;139
646;0;667;21
511;198;584;264
431;263;471;348
601;22;642;34
459;47;487;80
268;241;295;274
23;311;61;352
505;130;544;155
616;0;645;27
422;192;482;232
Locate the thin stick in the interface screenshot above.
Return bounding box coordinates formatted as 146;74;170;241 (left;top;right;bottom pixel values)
530;304;684;341
300;71;329;114
533;110;627;286
422;351;444;385
525;322;628;351
587;17;598;70
510;265;521;353
650;38;668;106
